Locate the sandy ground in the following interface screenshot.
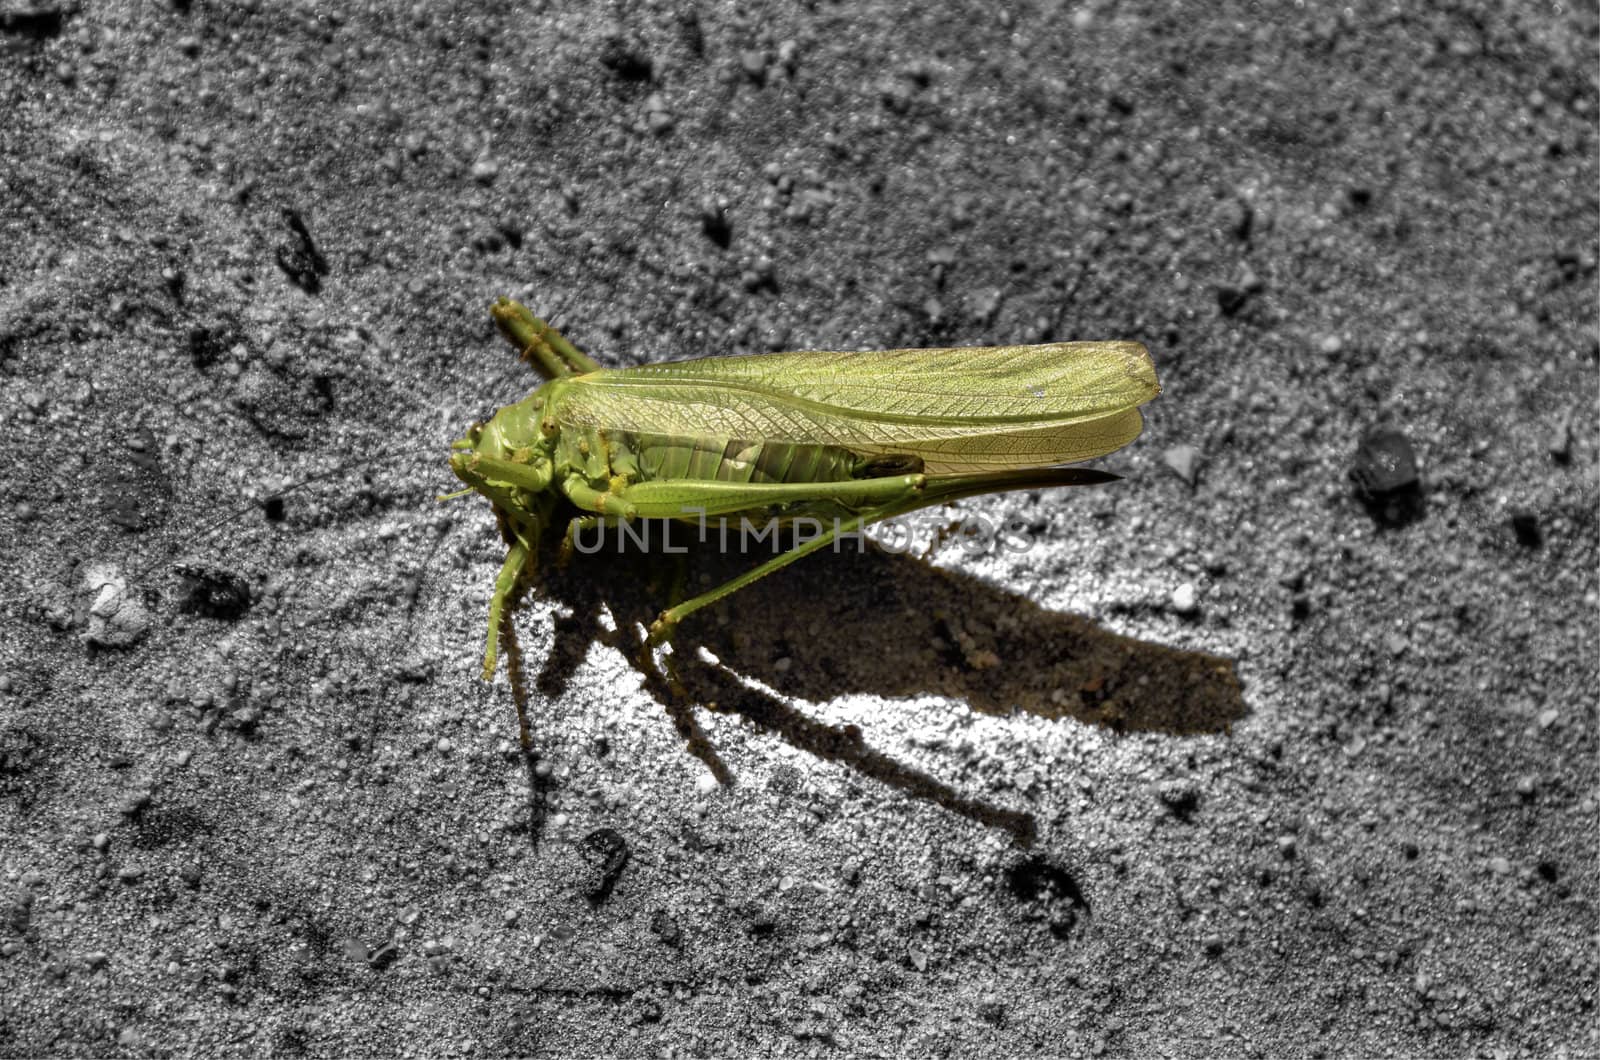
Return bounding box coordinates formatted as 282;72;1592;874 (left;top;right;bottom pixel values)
1;1;1596;1056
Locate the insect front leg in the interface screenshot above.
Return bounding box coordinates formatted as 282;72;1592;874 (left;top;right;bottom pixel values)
483;538;532;680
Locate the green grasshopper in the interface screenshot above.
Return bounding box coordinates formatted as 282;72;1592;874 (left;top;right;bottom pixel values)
449;299;1160;681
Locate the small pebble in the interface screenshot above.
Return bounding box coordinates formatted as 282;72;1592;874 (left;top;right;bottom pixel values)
700;199;732;247
1351;429;1419;498
1156;779;1200;817
1488;857;1512;876
1171;582;1199;616
740;49;768;79
967;287;1002;324
1510;512;1543;549
1548;416;1573;462
470;158;500;184
1215;271;1261;316
1162;445;1200;486
80;565;151;649
695;773;719;796
1537;708;1559;729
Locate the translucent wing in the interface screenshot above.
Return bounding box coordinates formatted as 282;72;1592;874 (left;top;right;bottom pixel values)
552;342;1159;475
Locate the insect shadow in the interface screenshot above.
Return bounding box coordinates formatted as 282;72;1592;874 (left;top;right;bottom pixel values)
525;523;1245;846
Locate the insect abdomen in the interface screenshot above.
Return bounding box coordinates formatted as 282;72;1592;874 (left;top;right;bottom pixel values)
622;433;864;486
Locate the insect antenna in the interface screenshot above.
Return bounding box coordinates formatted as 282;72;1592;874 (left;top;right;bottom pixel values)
120;446;444;592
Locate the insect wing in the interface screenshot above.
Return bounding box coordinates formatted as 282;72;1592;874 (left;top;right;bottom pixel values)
557;343;1159;474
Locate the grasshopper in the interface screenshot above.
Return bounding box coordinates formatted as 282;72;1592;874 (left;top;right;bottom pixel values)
450;299;1160;682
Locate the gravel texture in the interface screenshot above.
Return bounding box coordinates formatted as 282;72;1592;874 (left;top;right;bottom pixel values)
1;1;1596;1056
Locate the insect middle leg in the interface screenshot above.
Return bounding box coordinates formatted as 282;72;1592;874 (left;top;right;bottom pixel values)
558;515;606;566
